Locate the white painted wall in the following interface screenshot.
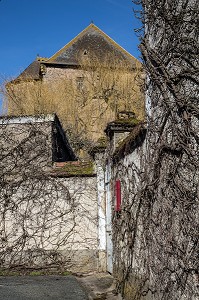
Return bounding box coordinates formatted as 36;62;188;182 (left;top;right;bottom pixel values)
1;176;99;272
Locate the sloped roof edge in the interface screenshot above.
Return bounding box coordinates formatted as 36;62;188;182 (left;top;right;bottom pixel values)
12;60;41;83
47;23;138;63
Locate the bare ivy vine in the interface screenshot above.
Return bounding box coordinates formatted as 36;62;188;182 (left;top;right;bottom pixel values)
0;119;97;274
112;0;198;299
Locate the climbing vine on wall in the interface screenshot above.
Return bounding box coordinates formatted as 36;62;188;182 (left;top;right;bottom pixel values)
0;121;97;273
112;1;199;299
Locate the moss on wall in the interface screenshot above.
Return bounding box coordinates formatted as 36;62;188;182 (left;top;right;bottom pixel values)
52;161;96;177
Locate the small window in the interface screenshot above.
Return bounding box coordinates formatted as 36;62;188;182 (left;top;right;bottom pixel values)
76;77;84;91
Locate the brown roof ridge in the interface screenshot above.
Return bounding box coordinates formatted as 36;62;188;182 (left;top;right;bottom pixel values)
47;23;140;64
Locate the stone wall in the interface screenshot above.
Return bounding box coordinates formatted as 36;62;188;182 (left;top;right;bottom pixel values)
0;120;53;172
0;117;99;273
108;128;147;299
0;174;99;273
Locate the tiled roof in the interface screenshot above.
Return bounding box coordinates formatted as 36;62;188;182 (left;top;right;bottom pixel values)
14;60;41;82
13;24;140;82
47;24;137;67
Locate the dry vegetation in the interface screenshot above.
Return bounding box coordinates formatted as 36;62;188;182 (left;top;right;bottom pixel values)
2;53;144;154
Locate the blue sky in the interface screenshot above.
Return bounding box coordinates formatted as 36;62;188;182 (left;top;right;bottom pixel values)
0;0;142;80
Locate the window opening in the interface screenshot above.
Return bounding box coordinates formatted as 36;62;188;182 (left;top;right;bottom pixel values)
76;77;84;91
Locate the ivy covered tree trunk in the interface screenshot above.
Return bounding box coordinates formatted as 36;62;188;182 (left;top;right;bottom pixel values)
140;0;198;298
113;1;198;299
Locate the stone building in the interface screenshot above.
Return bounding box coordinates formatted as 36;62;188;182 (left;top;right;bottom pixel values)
6;24;145;153
2;23;145;275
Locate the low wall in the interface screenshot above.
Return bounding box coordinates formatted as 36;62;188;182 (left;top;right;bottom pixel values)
0;175;99;273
